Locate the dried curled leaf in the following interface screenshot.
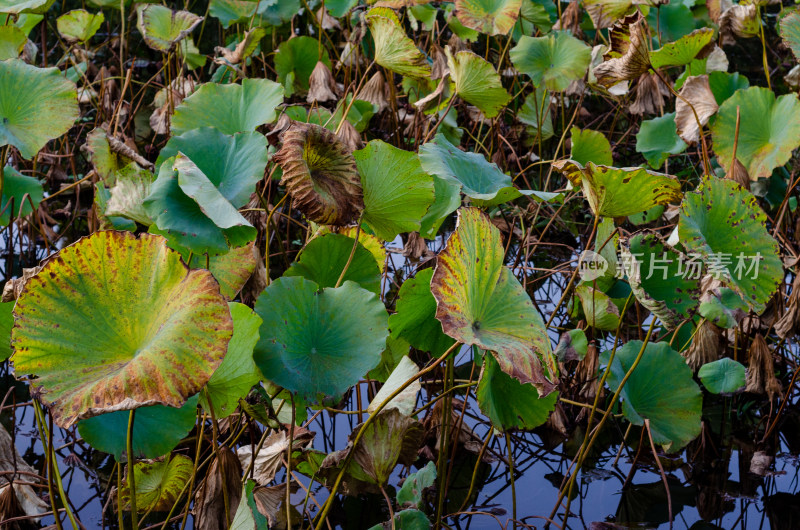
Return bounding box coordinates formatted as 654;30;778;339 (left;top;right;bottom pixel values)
307;61;339;103
675;75;719;144
719;3;760;43
272;121;363;226
628;72;669;115
746;334;782;399
357;71;389;113
593;13;650;87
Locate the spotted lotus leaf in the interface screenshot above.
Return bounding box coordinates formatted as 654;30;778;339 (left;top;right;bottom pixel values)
454;0;523;36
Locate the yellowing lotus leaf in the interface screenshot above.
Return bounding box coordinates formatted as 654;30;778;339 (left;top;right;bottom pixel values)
445;47;511;118
454;0;523;36
367;7;432;78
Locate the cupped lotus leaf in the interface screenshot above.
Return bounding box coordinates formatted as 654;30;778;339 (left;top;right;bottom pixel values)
187;243;258;299
156;127;269;208
11;231;233;428
0;59;79;160
273;121;363;226
105;163;155;226
454;0;522;35
584;0;636;29
136;4;202;53
593;13;650;87
477;353;558;431
649;28;714;69
605;340;702;449
56;9;104;43
355;140;434;241
710;87;800;181
0;165;43;225
679;177;782;313
699;287;748;329
431;208;558;394
0;25;25;59
698;357;746;394
77;395;199;459
120;455;194;513
445;47;510;118
570;127;613;166
274;36;331;96
397;461;436;508
575;284;620;331
367;8;431;79
719;3;760;41
675;75;719;145
253;276;388;403
170;78;284;136
510;32;591;91
620;232;701;329
200;303;261;419
635;113;687;169
389;268;455;356
779;9;800;62
419;135;512;201
552;160;682;217
285;233;381;294
0;0;50;14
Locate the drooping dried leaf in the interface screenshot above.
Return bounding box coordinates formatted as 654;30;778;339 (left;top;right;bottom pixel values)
136;4;202;53
105;163;155;225
593;13;651;87
628;72;670;115
675;75;719;144
684;320;722;371
194;447;243;530
719;3;760;43
745;334;782;399
307;61;339;103
236;428;314;485
272;121;363;226
214;27;265;65
357;71;389;113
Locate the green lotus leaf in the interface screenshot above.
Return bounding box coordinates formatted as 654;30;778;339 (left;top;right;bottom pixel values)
56;9;104;43
170;78;284;136
105;163;155;226
620;232;701;329
0;25;25;59
156;127;268;208
367;7;431;79
7;13;42;36
552;160;682;217
510;32;591;91
356;140;435;241
366;355;420;416
208;0;258;28
274;36;331;96
454;0;522;35
570;127;613;166
186;242;258;299
699;287;748;329
419;176;461;239
477;353;558;431
0;0;51;14
628;205;664;226
273;121;363;226
258;0;300;26
120;454;194;513
708;71;749;106
285;233;381;294
368;510;430;530
253;276;388;403
679;177;782;313
698;357;746;394
0;302;13;361
604;340;702;449
389;268;455;356
419;135;512;201
431;207;558;394
179;36;205;70
779;8;800;62
200;302;261;419
554;328;588;362
397;461;436;509
650;28;714;70
144;155;256;255
136;4;202;53
575;284;620;331
635;113;687;169
368;336;410;383
518;87;554;140
95;183;137;232
77;395;199;459
710;86;800;181
0;165;43;225
0;59;79;160
12;231;232;428
445;47;510;118
327;0;358;17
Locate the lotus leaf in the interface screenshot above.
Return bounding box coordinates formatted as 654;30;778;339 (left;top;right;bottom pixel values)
779;8;800;62
510;32;591;91
679;176;782;313
274;36;331;96
186;242;258;299
120;454;194;512
698;357;746;394
105;163;155;226
12;231;232;427
0;59;79;159
170;78;284;136
253;276;388;403
0;25;25;59
356;140;434;241
0;165;43;225
649;28;714;69
710;87;800;181
285;233;381;294
570;127;613;166
0;302;12;361
389;268;455;356
419;176;461;238
445;48;510;118
431;208;558;394
56;9;103;43
575;284;620;331
605;340;702;449
367;7;431;79
136;4;202;53
454;0;523;35
397;461;436;508
699;287;749;329
0;0;50;14
636;113;687;169
552;160;682;217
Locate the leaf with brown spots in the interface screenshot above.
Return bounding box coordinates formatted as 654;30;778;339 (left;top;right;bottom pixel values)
11;231;232;428
430;207;558;396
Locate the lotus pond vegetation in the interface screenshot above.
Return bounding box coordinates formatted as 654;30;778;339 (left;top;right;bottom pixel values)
2;0;800;528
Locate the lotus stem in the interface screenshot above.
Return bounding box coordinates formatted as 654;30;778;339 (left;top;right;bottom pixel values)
335;215;363;288
313;341;462;530
203;390;230;525
434;355;454;528
456;429;493;513
127;409;138;529
759;6;771;90
32;401;63;530
645;419;673;527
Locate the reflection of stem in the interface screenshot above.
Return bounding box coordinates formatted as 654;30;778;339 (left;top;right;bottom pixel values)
0;145;8;213
646;418;673;527
456;429;493;513
314;341;462;530
505;433;517;530
127;410;138;529
33;401;63;530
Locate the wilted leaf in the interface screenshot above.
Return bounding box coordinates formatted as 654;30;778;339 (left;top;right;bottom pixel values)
367;356;421;416
367;7;431;78
675;75;719;144
105;163;155;225
575;284;620;331
445;47;510;118
454;0;522;35
136;4;202;53
120;454;194;512
593;13;650;87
